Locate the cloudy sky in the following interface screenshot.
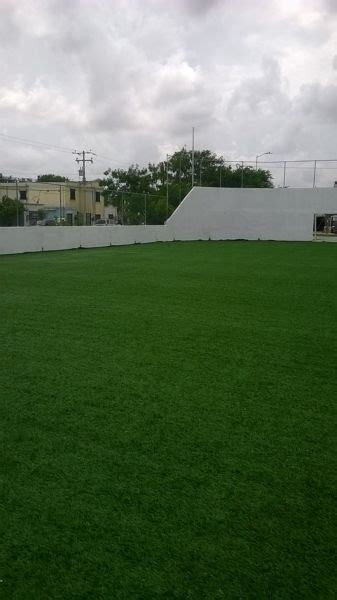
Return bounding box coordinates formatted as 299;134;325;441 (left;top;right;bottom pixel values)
1;0;337;186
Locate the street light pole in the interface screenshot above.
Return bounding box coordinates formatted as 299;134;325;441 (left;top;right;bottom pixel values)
256;151;272;170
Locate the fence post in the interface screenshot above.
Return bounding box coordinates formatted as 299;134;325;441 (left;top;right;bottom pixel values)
241;162;244;188
144;192;147;226
122;192;124;225
283;161;287;188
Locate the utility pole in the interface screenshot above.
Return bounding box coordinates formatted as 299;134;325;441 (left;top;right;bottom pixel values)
73;150;95;183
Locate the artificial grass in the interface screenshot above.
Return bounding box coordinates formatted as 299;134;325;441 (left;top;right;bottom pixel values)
0;241;336;599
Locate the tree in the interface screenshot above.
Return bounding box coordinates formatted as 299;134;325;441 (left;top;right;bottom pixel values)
37;174;69;182
0;196;25;226
101;148;273;224
0;173;15;183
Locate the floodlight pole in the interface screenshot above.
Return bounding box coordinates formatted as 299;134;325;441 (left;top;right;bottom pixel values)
179;150;182;201
166;155;169;219
191;126;195;187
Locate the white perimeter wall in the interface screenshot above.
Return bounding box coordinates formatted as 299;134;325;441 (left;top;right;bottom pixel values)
1;187;337;254
0;225;173;255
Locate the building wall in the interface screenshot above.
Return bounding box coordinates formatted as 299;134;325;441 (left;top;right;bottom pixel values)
0;181;104;224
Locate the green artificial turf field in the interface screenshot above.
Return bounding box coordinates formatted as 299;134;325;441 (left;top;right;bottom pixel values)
1;241;336;599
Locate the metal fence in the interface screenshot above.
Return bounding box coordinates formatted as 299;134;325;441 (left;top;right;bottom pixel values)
105;191;169;226
220;159;337;189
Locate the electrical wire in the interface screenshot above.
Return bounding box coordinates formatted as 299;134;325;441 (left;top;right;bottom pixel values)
0;133;74;154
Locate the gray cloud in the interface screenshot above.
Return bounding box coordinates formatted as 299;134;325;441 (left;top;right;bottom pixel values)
0;0;337;186
178;0;222;15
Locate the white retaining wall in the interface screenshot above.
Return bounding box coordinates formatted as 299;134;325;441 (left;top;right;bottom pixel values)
1;187;337;254
167;187;337;242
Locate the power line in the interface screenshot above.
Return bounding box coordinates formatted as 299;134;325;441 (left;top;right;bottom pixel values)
0;133;74;154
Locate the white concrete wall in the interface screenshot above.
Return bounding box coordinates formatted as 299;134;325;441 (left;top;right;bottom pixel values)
167;187;337;242
2;187;337;254
0;225;174;255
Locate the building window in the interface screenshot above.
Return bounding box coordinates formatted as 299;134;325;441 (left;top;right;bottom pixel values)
70;188;76;200
108;214;114;219
20;190;27;200
95;191;101;203
66;213;73;226
96;214;101;220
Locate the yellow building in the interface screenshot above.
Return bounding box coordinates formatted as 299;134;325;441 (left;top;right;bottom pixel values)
0;180;114;225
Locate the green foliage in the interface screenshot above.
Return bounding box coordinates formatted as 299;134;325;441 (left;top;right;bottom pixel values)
101;149;273;224
0;174;32;183
0;173;15;183
0;242;336;598
0;195;25;226
37;174;69;182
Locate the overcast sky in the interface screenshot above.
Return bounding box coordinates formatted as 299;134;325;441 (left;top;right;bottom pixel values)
1;0;337;186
